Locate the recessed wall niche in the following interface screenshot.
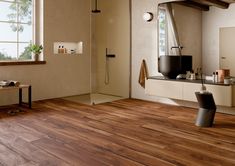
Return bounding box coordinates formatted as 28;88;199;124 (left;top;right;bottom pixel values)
53;42;83;55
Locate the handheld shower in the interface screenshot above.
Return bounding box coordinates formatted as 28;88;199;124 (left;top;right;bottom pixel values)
104;48;116;85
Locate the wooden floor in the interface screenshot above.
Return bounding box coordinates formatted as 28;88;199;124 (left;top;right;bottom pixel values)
0;99;235;166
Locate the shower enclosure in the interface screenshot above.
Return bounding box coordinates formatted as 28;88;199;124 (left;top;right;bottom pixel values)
90;0;130;103
64;0;130;105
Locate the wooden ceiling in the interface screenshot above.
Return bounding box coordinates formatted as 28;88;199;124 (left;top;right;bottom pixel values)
176;0;235;11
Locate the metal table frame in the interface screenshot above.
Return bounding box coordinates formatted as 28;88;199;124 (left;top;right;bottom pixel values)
0;85;32;108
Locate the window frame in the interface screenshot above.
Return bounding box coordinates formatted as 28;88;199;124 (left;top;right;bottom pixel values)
0;0;45;65
158;7;168;56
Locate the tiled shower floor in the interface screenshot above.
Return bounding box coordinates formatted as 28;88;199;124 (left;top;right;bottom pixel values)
63;93;124;105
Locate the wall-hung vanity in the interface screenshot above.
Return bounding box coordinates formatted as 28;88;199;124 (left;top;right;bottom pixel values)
145;77;235;107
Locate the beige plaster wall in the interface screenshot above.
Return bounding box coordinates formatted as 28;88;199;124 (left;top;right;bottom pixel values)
131;0;162;101
202;4;235;75
0;0;91;105
173;4;202;70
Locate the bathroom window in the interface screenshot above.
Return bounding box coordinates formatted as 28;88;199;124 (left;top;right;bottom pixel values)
0;0;34;61
158;8;167;56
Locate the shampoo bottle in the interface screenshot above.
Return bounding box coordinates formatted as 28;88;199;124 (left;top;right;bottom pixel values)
215;72;219;83
212;72;216;83
58;46;61;54
61;46;65;54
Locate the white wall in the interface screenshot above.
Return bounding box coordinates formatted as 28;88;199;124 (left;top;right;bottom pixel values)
131;0;178;104
131;0;157;100
202;4;235;75
0;0;91;106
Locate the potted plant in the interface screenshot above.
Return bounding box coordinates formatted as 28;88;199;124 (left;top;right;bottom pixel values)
29;44;43;61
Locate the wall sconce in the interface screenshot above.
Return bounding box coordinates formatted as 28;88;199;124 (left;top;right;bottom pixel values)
143;12;153;22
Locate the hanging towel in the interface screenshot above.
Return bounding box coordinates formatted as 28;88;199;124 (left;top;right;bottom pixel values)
138;59;149;88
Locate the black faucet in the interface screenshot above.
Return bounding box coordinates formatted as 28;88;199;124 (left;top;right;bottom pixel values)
171;46;183;50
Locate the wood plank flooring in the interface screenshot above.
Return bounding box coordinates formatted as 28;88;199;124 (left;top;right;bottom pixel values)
0;98;234;166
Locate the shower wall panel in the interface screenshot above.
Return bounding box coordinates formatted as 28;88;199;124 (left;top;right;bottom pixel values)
91;0;130;97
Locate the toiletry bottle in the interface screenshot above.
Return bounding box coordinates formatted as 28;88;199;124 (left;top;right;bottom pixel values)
212;72;216;83
58;46;61;54
215;72;219;83
61;46;65;54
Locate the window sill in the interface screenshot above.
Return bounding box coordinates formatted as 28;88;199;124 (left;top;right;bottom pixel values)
0;60;46;66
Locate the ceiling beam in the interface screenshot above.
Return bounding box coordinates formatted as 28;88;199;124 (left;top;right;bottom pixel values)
191;0;229;9
177;1;210;11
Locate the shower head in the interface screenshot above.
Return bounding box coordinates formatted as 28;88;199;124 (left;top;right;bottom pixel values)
92;0;101;13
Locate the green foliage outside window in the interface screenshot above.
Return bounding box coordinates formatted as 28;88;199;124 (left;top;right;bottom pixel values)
19;45;32;60
7;0;32;32
0;52;12;60
0;0;32;60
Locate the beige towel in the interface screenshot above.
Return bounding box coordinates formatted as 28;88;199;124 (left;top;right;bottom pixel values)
138;59;149;88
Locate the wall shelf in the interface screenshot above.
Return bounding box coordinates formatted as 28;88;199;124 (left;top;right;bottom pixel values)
53;42;83;55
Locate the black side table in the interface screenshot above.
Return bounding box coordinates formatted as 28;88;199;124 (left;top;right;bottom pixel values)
195;92;216;127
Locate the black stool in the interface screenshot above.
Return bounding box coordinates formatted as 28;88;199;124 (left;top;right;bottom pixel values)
195;92;216;127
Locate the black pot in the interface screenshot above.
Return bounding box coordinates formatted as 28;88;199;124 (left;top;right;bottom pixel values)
158;55;192;79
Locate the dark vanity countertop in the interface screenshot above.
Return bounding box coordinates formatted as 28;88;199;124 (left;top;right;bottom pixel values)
148;76;233;86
